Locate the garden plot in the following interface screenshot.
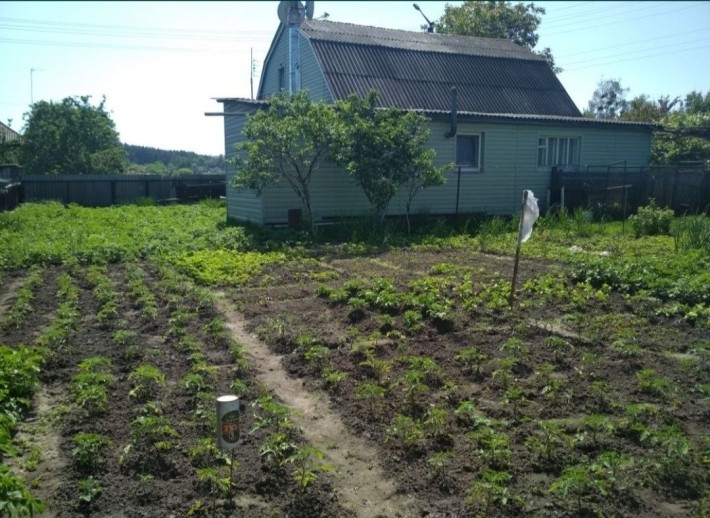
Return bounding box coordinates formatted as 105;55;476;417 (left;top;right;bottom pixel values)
1;201;708;517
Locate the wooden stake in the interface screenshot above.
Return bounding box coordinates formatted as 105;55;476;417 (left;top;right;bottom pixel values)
509;190;528;306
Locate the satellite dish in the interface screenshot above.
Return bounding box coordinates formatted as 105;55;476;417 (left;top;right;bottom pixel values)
305;1;314;20
277;0;305;26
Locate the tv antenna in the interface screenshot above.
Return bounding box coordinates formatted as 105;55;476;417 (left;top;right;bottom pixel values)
413;3;435;33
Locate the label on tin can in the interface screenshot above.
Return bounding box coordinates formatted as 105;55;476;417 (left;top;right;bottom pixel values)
221;410;241;444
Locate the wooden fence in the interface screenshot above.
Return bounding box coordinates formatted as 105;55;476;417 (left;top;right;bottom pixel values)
0;174;225;210
552;164;710;217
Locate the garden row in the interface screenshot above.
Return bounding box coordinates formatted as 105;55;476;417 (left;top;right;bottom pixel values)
0;259;348;517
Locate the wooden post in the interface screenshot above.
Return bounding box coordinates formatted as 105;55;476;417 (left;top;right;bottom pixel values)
509;190;528;306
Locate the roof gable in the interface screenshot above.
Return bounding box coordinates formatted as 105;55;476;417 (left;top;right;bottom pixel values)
297;20;581;117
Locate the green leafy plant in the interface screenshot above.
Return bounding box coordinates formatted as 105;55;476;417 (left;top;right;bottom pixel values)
636;368;674;399
128;365;166;402
72;433;111;472
0;464;44;516
387;414;424;451
287;445;333;492
77;476;103;504
467;469;512;514
549;463;605;513
355;382;386;415
629;199;674;237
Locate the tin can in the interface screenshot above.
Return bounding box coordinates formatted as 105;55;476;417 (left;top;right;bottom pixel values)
216;395;242;452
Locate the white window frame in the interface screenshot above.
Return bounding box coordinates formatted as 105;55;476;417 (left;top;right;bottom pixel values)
455;133;483;173
537;136;580;168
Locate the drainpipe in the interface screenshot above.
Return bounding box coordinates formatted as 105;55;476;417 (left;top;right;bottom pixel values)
445;87;457;139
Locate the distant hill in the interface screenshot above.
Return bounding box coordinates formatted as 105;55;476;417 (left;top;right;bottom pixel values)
123;144;225;175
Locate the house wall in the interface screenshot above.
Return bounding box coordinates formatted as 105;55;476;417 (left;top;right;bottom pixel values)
223;101;264;224
259;26;333;102
253;119;653;224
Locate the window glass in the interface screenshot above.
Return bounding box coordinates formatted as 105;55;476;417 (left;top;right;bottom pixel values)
456;135;480;169
537;137;580;167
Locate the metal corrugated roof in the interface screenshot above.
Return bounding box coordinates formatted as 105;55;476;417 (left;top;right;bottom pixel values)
301;20;542;61
300;20;581;117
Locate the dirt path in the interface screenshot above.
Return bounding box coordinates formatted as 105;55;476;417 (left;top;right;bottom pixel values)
215;292;420;518
0;274;25;323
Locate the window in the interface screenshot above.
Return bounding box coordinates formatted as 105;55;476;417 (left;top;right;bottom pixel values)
537;136;580;167
278;66;285;90
456;134;482;171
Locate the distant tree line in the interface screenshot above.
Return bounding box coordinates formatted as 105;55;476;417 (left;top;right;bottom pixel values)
0;95;224;175
123;144;225;176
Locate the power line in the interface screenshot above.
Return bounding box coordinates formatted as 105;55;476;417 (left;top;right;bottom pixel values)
0;36;235;54
562;36;710;67
564;43;710;72
543;2;665;28
545;2;701;36
0;16;270;38
555;26;710;58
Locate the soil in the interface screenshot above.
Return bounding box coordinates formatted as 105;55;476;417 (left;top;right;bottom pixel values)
1;245;708;517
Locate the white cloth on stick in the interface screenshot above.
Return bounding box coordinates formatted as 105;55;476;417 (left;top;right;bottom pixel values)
520;190;539;243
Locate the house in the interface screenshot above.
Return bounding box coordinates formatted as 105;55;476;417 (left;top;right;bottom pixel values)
0;121;21;143
214;12;657;226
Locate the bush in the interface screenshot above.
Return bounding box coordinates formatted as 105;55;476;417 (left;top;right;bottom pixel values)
629;199;674;237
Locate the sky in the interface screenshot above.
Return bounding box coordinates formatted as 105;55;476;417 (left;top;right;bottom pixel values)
1;1;709;156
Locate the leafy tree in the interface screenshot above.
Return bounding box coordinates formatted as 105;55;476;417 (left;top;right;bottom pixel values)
435;1;560;73
652;111;710;165
20;96;126;174
233;90;339;231
332;90;447;224
0;135;22;165
684;90;710;114
622;95;681;122
585;78;629;120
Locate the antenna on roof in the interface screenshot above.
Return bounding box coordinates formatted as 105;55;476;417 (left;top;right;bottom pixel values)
413;3;435;33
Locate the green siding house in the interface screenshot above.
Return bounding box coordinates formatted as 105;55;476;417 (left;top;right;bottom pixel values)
216;17;656;225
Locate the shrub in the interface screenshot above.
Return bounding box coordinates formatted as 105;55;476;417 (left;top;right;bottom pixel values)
629;199;674;237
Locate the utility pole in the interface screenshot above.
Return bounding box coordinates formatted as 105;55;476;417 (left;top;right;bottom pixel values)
250;48;254;100
30;68;35;105
30;67;42;105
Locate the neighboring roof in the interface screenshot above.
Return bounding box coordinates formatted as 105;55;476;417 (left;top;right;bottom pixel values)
273;20;582;117
0;121;21;142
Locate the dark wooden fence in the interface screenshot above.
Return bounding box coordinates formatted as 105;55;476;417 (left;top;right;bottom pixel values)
0;174;225;211
552;164;710;217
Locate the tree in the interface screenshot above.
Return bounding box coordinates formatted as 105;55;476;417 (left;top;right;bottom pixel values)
233;90;339;232
622;94;680;122
652;111;710;165
684;90;710;114
20;96;126;174
332;90;447;226
585;79;629;120
435;1;560;73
